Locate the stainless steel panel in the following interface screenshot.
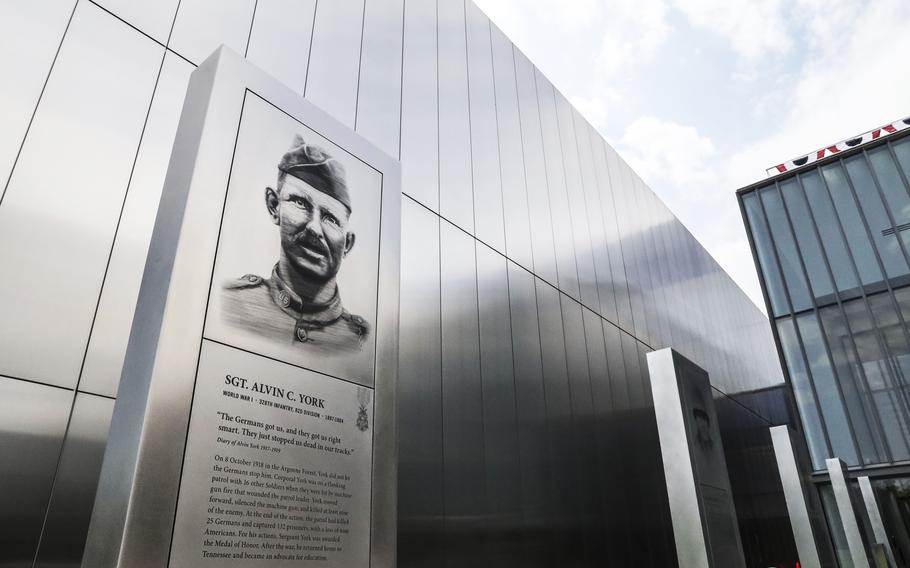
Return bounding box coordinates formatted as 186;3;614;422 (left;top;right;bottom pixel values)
560;295;601;561
0;2;162;389
168;0;255;65
440;220;486;564
397;197;444;566
647;348;710;568
0;377;72;567
355;0;404;159
858;476;897;568
81;49;402;567
827;458;872;568
513;51;557;286
245;0;317;95
534;72;581;301
0;0;75;193
535;281;587;564
770;425;823;568
584;125;619;325
490;26;533;271
561;99;600;311
400;0;439;211
35;393;115;568
80;52;194;398
506;261;552;565
92;0;179;43
596;140;635;332
304;0;366;127
475;242;522;563
437;0;474;233
464;1;506;253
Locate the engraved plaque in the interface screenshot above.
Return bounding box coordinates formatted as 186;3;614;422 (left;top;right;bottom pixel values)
84;47;400;568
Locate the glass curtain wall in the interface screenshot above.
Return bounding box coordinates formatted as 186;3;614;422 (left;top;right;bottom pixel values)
742;133;910;470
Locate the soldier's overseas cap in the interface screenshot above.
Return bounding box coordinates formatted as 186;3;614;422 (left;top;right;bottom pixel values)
278;134;351;212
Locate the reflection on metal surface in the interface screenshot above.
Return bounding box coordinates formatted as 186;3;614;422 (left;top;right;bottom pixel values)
80;52;194;398
35;393;114;567
828;458;872;568
245;0;316;96
771;425;824;568
0;0;75;193
0;2;162;389
859;476;898;568
305;0;365;127
465;1;506;253
0;378;71;566
168;0;255;65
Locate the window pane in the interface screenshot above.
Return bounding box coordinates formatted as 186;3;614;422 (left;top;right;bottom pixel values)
760;185;812;311
800;171;860;296
777;317;828;469
821;163;884;289
780;178;835;303
843;155;910;281
743;192;789;316
817;303;882;464
863;292;910;461
796;312;858;465
892;137;910;185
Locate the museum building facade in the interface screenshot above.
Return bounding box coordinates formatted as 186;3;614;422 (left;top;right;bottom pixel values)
739;119;910;566
1;0;798;566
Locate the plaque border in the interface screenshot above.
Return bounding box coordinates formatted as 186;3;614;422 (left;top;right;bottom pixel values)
83;46;400;568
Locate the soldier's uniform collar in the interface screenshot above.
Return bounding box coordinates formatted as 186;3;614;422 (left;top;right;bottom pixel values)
268;265;344;329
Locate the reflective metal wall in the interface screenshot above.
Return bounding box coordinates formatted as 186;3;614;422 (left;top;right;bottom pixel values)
0;0;785;565
740;129;910;471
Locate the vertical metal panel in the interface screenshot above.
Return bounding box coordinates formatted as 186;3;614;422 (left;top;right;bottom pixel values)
770;425;823;568
585;129;619;325
506;261;551;566
0;0;75;193
245;0;317;96
826;458;872;568
168;0;255;65
858;476;897;568
355;0;405;159
0;3;162;389
476;242;521;564
647;349;710;568
597;142;635;332
464;1;505;253
304;0;366;127
80;52;194;398
440;220;486;565
560;296;601;563
0;377;72;566
437;0;474;232
93;0;179;43
400;0;439;210
610;152;649;341
34;393;115;567
397;198;444;567
513;51;557;286
535;281;587;565
490;26;533;270
565;104;602;312
534;73;580;300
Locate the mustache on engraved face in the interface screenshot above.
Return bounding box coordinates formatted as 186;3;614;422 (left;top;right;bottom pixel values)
294;230;330;261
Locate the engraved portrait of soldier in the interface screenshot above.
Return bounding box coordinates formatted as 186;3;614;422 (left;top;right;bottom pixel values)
220;134;370;354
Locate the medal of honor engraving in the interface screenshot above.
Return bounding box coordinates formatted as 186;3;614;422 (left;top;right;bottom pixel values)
83;47;400;568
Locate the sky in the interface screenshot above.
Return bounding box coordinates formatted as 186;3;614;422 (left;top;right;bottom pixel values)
472;0;910;312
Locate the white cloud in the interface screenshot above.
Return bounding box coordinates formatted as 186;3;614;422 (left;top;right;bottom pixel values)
618;116;717;188
598;0;671;75
673;0;791;59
